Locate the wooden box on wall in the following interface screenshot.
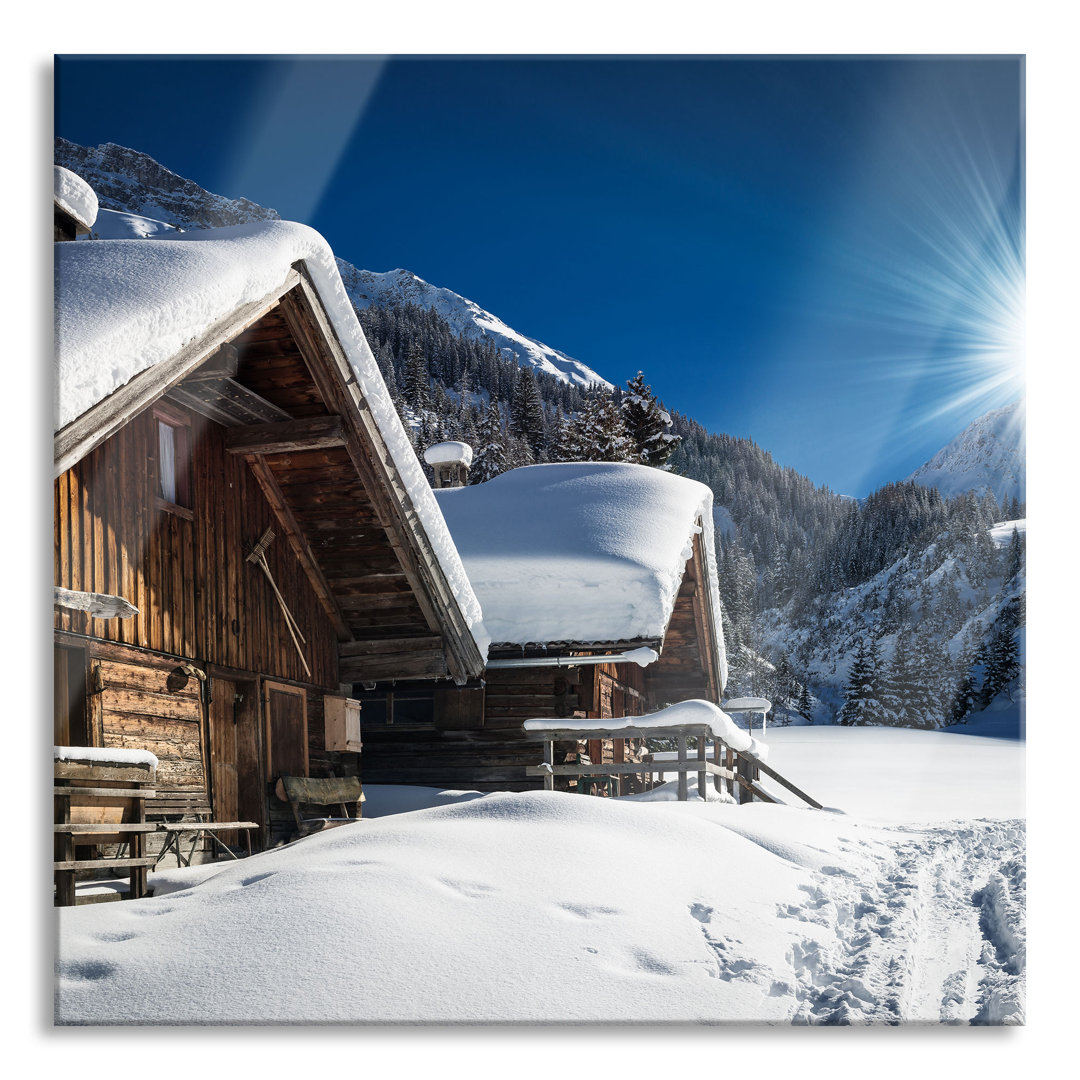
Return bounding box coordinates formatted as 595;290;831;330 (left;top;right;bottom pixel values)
325;696;362;753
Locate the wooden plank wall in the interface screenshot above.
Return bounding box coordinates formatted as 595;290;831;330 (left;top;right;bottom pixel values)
359;661;648;792
54;404;337;690
92;655;206;791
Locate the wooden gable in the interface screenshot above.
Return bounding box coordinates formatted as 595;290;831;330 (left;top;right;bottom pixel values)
642;530;723;708
54;265;484;689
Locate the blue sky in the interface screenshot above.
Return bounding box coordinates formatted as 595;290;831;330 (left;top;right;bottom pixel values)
55;55;1024;496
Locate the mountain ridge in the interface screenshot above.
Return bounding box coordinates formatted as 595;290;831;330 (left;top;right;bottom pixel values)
906;400;1025;505
55;137;609;391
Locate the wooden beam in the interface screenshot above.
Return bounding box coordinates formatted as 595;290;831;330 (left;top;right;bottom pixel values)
242;455;354;643
522;723;716;742
55;269;300;476
526;761;730;778
184;343;239;381
749;755;823;809
339;645;449;682
225;415;346;456
53;586;138;619
338;635;443;657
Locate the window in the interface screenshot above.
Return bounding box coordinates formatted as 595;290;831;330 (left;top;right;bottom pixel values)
352;687;434;728
153;404;192;513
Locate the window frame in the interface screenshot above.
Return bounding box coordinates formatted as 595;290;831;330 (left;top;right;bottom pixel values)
152;402;193;518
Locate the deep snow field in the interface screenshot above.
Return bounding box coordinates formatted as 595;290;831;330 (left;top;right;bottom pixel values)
55;719;1025;1032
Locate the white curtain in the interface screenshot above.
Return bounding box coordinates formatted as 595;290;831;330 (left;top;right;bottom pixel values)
158;421;176;503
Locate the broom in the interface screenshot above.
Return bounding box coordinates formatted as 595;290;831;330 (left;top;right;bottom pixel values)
246;528;311;678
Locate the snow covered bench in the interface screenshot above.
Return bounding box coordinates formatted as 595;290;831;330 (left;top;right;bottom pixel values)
274;775;365;838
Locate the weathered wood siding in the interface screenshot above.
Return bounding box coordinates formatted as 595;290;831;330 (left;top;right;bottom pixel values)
54;402;337;689
91;655;207;791
360;660;647;792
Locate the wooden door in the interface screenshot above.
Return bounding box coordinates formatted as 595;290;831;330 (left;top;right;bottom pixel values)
210;676;263;843
263;681;308;782
54;643;89;747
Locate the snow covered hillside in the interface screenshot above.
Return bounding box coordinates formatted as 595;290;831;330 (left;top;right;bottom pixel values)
55;725;1024;1025
55;137;609;391
758;514;1025;729
339;264;610;389
907;400;1025;504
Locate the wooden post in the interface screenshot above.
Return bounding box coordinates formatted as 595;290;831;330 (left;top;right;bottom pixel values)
677;734;688;802
55;790;75;907
725;746;734;798
543;740;554;792
736;753;752;804
713;739;723;794
697;738;707;803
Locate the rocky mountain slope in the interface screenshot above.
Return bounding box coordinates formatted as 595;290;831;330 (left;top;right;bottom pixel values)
907;400;1025;504
339;264;608;389
55;137;279;230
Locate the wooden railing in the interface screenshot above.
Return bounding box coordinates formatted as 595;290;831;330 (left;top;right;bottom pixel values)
523;722;821;808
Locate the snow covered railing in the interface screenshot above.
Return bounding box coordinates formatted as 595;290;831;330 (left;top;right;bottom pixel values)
523;700;822;807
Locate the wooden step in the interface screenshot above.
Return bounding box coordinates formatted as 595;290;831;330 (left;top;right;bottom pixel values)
55;823;160;834
55;786;156;799
54;856;158;871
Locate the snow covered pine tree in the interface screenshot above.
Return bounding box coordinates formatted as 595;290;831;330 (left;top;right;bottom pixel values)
621;371;680;467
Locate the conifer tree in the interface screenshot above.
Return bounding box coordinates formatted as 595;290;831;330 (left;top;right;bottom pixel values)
838;635;883;726
551;408;588;462
950;653;979;725
980;599;1022;706
621;371;680;468
911;627;951;729
594;395;634;462
510;366;545;457
1004;527;1025;581
472;401;507;484
403;341;430;410
881;631;920;727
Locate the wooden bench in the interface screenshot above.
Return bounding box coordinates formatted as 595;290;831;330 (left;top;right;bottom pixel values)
274;775;364;839
147;786;258;868
54;756;158;906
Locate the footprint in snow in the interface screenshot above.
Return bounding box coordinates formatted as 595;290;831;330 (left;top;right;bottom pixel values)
240;872;276;887
93;930;137;943
438;878;497;900
57;959;117;982
558;901;620;919
630;948;678;976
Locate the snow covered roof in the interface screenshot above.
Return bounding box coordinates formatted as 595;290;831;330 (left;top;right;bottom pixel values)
434;462;727;677
424;441;474;467
54;166;98;231
53;219;488;657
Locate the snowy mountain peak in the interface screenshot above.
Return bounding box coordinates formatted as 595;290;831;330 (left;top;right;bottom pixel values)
907;400;1025;505
54;137;611;391
54;137;281;231
338;264;611;390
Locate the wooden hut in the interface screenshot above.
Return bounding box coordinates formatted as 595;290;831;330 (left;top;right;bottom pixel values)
358;461;728;793
53;204;487;857
54;165;97;242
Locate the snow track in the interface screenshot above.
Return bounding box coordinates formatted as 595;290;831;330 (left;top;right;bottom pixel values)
781;820;1025;1024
